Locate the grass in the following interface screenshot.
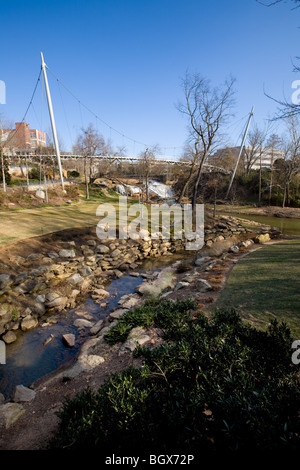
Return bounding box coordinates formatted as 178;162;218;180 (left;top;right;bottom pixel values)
0;190;143;246
215;239;300;337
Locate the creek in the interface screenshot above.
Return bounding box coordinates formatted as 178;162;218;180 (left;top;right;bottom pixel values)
0;252;191;400
223;213;300;237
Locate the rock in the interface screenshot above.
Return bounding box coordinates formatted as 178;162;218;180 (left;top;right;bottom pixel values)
86;240;97;247
15;279;37;294
45;292;60;302
89;319;104;335
48;252;59;259
0;393;5;404
73;318;94;329
67;273;84;285
254;233;271;244
92;288;110;300
174;281;190;291
20;315;38;331
229;245;239;253
12;385;36;403
239;239;254;248
27;253;43;261
0;403;25;428
30;266;48;277
81;355;105;367
43;334;54;346
78;267;93;277
45;296;67;309
194;256;211;267
114;269;123;279
62;333;76;348
195;279;212;292
121;297;140;309
110;249;121;258
2;331;17;344
0;274;15;290
15;272;28;284
109;308;127;320
96;244;110;254
31;301;46;316
0;307;12;330
119;327;150;354
59;249;76;258
35;294;46;304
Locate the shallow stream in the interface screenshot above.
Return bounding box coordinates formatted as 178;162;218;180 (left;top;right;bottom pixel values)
0;252;191;399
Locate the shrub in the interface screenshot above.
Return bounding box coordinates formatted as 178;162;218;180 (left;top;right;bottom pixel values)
51;301;300;454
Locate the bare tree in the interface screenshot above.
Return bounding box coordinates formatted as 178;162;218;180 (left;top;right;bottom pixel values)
256;0;300;8
138;146;159;202
0;115;14;192
266;133;283;203
177;72;235;213
281;118;300;207
73;123;110;199
243;125;268;175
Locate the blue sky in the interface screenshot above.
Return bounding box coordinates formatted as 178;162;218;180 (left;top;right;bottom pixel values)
0;0;299;157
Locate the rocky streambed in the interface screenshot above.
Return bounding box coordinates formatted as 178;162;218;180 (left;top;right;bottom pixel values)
0;213;282;428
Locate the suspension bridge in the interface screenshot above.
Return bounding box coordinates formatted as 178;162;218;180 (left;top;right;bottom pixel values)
1;52;245;195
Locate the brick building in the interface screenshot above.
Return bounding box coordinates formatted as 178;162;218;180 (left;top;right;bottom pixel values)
0;122;46;153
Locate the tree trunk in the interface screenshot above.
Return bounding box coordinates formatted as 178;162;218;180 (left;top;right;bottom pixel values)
269;162;273;204
192;153;207;212
282;185;286;208
0;148;6;193
178;163;196;204
85;157;89;200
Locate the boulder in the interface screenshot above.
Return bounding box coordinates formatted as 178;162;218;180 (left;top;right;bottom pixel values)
86;240;97;247
78;267;93;277
110;249;121;258
80;355;105;367
195;279;213;292
73;318;94;329
109;308;128;320
0;403;25;428
59;249;76;258
119;327;150;355
255;233;271;244
45;296;68;309
12;385;36;403
229;245;239;253
89;319;104;336
174;281;190;291
96;245;110;254
194;256;211;267
20;315;38;332
62;333;76;348
67;273;84;285
0;274;15;290
2;331;17;344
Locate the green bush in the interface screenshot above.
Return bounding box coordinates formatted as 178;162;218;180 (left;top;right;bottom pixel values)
51;301;300;454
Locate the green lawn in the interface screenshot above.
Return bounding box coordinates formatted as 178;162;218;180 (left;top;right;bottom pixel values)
0;195;138;246
215;239;300;337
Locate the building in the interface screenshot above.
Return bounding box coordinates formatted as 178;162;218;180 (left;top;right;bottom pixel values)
208;146;284;172
243;146;284;170
0;122;46;153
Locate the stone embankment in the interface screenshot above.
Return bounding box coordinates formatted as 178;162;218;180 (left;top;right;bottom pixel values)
0;215;280;347
0;214;282;431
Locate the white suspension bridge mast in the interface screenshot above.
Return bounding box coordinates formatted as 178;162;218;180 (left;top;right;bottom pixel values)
40;52;65;191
